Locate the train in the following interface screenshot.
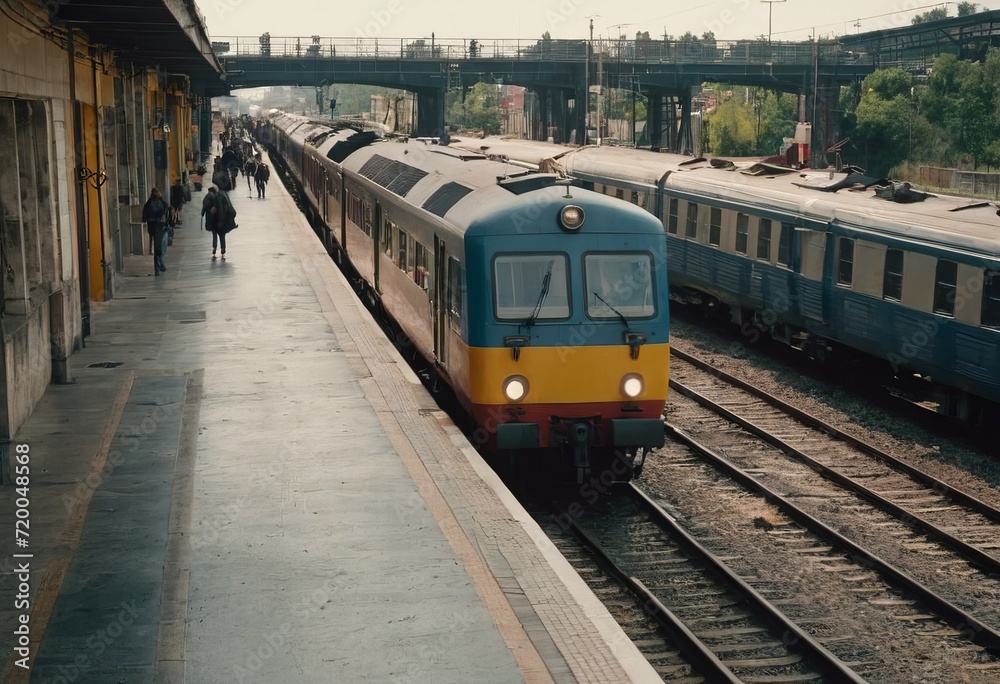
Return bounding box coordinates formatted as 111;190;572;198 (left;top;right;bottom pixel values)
262;114;672;482
451;137;1000;423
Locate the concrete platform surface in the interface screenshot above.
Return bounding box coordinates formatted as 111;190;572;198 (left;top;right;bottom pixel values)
0;153;661;684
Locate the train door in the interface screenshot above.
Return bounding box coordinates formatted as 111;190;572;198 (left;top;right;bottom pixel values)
339;174;347;257
373;202;382;293
433;235;447;365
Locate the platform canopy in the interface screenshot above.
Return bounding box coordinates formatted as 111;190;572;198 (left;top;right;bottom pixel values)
51;0;226;94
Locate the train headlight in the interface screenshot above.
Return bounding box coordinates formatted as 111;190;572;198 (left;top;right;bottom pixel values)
621;374;644;399
503;375;529;402
559;205;585;231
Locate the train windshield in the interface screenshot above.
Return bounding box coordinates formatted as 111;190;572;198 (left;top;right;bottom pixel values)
494;254;570;321
585;253;656;319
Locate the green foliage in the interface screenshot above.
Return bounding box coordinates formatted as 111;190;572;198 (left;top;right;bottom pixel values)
446;82;501;134
703;87;797;157
327;84;407;117
862;68;912;99
957;2;979;16
706;96;757;156
912;7;948;24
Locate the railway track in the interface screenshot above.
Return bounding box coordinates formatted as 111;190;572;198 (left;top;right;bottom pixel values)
661;348;1000;652
541;486;868;683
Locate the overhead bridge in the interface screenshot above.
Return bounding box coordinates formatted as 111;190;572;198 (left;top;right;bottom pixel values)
215;35;874;152
215;11;1000;151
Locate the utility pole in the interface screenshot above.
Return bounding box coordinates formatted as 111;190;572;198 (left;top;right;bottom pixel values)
761;0;786;44
585;15;600;144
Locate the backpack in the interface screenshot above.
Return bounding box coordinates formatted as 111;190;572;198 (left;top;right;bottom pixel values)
218;191;238;232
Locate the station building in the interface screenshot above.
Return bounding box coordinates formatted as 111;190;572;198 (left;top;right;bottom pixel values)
0;0;223;459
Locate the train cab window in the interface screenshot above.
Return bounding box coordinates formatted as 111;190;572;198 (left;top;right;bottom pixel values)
757;219;772;260
667;199;679;234
882;249;904;302
777;223;793;267
837;238;854;286
735;213;749;254
494;254;570;321
685;203;699;238
933;259;958;316
982;272;1000;329
709;207;722;246
448;257;464;322
585;253;656;319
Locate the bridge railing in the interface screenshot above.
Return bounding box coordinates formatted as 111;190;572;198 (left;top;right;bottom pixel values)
212;36;874;67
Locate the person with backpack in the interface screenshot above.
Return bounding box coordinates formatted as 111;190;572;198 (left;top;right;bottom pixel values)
254;162;270;199
244;156;258;195
142;188;169;275
210;185;238;260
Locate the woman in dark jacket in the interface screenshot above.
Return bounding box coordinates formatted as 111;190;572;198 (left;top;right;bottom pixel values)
142;188;169;275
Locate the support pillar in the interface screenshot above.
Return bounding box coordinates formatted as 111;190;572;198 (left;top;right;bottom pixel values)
677;89;693;155
414;87;446;139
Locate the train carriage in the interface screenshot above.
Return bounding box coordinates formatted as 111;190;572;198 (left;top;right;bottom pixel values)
266;116;672;481
456;138;1000;422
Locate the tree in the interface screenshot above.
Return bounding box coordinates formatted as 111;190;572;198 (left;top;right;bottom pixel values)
635;31;651;41
446;82;501;134
912;7;948;24
706;94;757;156
957;2;979;16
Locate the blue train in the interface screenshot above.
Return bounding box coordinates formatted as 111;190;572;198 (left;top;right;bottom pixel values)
264;115;671;481
455;138;1000;423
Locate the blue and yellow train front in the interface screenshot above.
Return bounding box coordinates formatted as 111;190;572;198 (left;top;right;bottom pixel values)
462;191;670;481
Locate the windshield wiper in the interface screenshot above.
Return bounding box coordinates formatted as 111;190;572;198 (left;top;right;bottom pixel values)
593;291;630;328
524;267;553;328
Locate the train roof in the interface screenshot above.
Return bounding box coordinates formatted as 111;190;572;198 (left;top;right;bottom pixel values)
460;139;1000;259
336;139;662;235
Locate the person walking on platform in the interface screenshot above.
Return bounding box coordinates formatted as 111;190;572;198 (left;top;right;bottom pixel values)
254;162;270;199
211;185;238;260
142;188;169;275
244;156;258;195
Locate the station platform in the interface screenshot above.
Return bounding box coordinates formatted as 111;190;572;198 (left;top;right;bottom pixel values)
0;153;661;683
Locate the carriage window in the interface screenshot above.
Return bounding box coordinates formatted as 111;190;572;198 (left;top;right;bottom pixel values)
709;207;722;246
397;228;409;271
448;257;464;322
685;203;699;238
757;219;772;260
382;219;393;255
667;198;678;234
837;238;854;286
414;241;430;290
883;249;904;302
982;272;1000;329
585;253;656;319
933;260;957;316
777;223;793;266
735;213;749;254
494;254;570;321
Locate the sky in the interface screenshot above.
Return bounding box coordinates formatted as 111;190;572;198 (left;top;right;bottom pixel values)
196;0;1000;43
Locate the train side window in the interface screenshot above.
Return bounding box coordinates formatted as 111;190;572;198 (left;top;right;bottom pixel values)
615;187;624;200
735;213;749;254
837;238;854;286
685;203;698;238
414;242;430;290
630;190;639;205
709;207;722;246
397;228;409;271
756;219;772;260
777;223;793;267
448;257;464;322
933;259;958;316
667;198;678;234
382;218;393;255
982;272;1000;329
883;249;904;302
493;254;570;321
